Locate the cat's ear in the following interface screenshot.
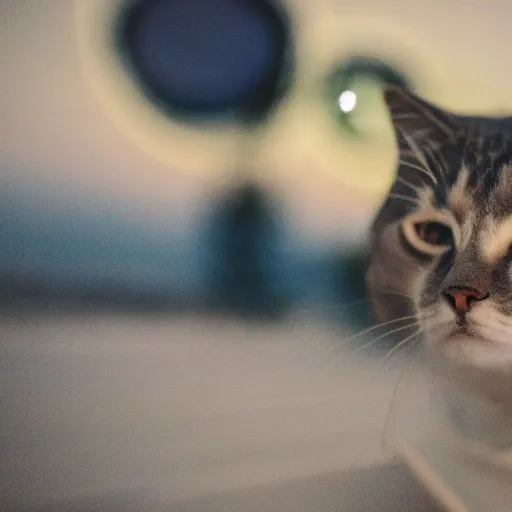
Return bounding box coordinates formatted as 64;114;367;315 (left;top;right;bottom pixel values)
383;84;458;146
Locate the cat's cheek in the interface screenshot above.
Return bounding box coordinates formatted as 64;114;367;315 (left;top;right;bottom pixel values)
413;256;447;313
410;268;433;312
469;305;512;347
410;275;426;312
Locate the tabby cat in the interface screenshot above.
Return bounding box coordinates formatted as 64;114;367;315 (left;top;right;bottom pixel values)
366;85;512;420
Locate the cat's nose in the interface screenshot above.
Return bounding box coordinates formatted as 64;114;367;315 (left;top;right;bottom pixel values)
443;287;488;316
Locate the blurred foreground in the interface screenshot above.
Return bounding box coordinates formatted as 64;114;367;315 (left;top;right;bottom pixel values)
1;309;438;511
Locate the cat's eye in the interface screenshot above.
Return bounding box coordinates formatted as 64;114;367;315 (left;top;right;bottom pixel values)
414;222;453;246
401;216;456;256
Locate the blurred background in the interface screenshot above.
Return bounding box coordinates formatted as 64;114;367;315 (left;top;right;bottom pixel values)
3;0;512;510
4;0;511;321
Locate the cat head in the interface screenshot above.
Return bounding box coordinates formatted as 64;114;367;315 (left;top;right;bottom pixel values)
366;85;512;402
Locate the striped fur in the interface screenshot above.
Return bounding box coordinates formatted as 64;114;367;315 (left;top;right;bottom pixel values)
366;86;512;406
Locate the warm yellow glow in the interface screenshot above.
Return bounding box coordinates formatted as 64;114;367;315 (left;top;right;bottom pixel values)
73;0;239;179
73;1;451;197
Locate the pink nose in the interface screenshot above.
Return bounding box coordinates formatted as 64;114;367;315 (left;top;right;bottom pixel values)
444;287;487;315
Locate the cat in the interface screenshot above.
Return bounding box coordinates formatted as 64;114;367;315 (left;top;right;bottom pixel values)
365;85;512;435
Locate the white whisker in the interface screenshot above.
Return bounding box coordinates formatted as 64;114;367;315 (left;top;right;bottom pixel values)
352;322;420;355
380;329;422;367
399;158;438;186
335;315;418;350
388;193;421;206
395;176;423;195
398;128;435;178
423;144;448;188
381;341;419;450
372;288;414;301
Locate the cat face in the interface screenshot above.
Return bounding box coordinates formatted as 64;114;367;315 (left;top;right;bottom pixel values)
366;86;512;401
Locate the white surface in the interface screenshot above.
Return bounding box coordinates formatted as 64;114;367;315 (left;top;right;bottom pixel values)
0;311;436;511
398;409;512;512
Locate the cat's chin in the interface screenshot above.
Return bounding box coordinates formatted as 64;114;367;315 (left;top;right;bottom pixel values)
426;334;512;407
429;333;512;368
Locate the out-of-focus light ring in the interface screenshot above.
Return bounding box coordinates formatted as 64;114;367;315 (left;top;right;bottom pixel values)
74;0;242;179
74;1;447;196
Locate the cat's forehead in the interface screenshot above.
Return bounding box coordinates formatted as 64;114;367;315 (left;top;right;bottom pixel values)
442;136;512;261
450;135;512;212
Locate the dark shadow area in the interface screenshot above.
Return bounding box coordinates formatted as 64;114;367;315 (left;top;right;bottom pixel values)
331;247;373;331
0;179;378;331
205;181;291;321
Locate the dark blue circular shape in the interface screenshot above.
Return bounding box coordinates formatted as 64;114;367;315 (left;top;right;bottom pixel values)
116;0;292;123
